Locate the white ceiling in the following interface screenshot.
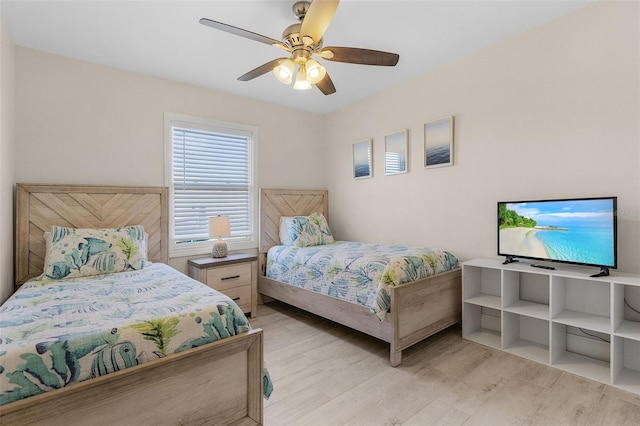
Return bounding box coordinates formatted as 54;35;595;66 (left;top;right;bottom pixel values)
1;0;592;114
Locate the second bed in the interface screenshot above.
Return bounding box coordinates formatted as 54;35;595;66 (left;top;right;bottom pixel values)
258;189;462;366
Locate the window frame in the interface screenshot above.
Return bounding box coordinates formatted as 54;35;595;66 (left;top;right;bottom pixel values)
164;112;259;258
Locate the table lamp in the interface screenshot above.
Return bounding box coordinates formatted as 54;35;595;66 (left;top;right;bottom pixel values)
209;215;230;258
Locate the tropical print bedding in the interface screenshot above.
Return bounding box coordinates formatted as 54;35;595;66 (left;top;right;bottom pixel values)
266;241;460;320
0;262;272;405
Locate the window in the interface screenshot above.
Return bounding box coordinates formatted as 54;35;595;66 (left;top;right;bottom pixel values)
164;113;258;257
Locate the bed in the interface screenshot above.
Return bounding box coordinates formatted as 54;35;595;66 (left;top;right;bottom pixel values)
1;183;266;425
258;188;462;366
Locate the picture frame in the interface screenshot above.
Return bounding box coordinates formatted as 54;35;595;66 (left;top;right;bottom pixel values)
384;129;408;175
424;116;454;168
352;139;373;179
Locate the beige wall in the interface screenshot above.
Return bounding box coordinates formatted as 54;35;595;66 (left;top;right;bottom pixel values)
0;16;15;303
14;48;327;190
325;1;640;273
14;48;327;273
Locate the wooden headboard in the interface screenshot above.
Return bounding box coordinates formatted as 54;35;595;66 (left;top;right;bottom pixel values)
15;183;169;286
259;189;329;254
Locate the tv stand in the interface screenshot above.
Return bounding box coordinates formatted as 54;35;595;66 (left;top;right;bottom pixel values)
590;267;610;278
462;258;640;395
502;256;519;265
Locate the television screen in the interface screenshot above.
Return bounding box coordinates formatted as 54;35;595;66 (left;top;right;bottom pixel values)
498;197;617;270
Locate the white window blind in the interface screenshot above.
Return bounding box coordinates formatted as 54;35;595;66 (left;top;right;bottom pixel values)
165;114;258;257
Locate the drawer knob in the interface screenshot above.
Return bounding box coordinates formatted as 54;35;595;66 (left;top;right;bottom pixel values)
232;297;241;301
221;275;241;281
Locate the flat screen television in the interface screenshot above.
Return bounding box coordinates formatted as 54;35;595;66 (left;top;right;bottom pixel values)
497;197;617;277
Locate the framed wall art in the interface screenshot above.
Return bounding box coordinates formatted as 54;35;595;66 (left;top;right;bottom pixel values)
424;116;454;168
352;139;373;179
384;129;408;175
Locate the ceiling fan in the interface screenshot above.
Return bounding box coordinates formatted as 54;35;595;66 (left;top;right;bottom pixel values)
199;0;400;95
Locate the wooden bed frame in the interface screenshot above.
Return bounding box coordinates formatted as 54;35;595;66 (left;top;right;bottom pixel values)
3;183;264;425
258;188;462;366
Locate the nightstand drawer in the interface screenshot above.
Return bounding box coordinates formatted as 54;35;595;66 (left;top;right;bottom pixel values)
221;285;251;311
188;253;257;317
206;263;252;291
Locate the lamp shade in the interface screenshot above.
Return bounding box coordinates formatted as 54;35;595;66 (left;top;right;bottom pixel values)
209;215;231;237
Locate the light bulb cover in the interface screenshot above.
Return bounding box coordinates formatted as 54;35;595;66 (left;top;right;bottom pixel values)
305;59;326;84
292;64;312;90
273;59;295;85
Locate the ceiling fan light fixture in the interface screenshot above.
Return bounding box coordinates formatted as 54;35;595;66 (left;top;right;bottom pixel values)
305;59;326;84
292;64;312;90
200;0;400;96
273;59;295;84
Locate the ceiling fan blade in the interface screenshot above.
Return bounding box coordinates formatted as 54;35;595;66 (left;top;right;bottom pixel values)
237;58;288;81
319;46;399;66
315;72;336;95
199;18;291;51
300;0;339;45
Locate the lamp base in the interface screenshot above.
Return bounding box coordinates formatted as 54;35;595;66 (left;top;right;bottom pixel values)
212;241;228;258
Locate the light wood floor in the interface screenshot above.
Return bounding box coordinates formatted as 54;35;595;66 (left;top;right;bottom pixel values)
250;301;640;426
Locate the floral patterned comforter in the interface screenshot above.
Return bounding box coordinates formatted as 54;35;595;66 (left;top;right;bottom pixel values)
266;241;460;320
0;262;271;405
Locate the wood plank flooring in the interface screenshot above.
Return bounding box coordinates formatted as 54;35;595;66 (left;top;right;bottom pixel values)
250;301;640;426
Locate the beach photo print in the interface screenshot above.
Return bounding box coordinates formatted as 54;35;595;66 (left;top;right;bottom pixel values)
424;116;454;168
384;129;408;176
353;138;373;179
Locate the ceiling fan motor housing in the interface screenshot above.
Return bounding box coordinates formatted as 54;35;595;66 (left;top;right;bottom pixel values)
282;23;323;52
282;23;303;48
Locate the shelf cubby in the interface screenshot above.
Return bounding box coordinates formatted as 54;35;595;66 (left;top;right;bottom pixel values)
551;276;611;334
613;283;640;341
462;302;501;349
502;270;550;320
551;322;610;384
503;311;549;364
462;265;501;308
612;336;640;394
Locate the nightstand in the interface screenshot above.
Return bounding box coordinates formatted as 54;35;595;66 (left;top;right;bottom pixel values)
187;253;258;317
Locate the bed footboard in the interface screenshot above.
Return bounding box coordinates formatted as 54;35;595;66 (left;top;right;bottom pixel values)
259;268;462;367
259;275;393;342
0;329;264;426
389;268;462;366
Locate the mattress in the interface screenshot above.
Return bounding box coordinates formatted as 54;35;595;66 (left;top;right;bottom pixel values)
266;241;460;320
0;262;260;405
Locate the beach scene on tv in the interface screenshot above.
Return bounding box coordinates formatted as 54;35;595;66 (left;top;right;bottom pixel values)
498;199;616;267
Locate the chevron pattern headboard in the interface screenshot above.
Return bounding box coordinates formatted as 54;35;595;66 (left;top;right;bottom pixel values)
259;189;329;254
15;183;168;286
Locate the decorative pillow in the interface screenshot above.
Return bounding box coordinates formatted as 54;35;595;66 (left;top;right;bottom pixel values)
38;225;148;280
279;213;334;247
